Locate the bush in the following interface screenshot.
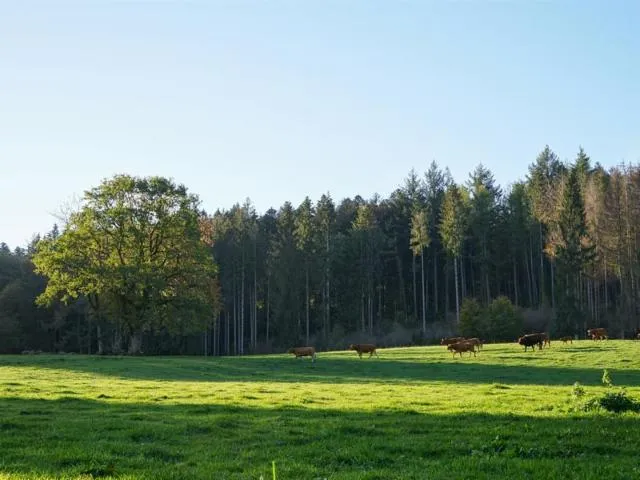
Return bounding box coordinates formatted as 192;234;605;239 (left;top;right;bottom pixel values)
459;297;484;339
569;370;640;413
485;296;523;342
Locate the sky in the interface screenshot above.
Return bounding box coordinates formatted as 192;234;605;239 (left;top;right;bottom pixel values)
1;1;639;250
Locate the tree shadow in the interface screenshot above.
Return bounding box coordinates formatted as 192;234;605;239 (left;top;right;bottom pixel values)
2;352;639;386
0;396;638;480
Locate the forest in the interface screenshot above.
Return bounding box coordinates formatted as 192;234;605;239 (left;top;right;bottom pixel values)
1;145;639;355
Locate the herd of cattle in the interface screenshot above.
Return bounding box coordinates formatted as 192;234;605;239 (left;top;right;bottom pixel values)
287;327;639;362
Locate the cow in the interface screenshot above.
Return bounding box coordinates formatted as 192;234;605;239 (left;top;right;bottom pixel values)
541;332;551;348
517;333;545;352
288;346;317;362
559;336;573;344
587;328;607;340
440;337;464;346
465;337;483;351
348;343;379;359
448;341;477;358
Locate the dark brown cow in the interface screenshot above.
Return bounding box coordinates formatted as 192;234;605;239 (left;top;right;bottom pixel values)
349;344;379;358
587;328;607;340
559;336;573;344
517;333;545;352
440;337;464;346
465;338;483;351
288;346;317;362
448;341;477;358
542;332;551;348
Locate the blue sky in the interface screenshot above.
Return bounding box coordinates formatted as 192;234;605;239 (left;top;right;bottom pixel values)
1;1;638;249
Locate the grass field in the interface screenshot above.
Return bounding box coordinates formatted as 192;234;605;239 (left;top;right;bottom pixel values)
1;340;640;479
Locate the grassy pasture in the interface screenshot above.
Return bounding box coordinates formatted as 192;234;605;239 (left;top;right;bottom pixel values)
1;340;640;479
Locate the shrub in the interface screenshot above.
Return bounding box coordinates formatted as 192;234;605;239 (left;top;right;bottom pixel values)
569;370;640;413
459;297;484;338
485;296;523;342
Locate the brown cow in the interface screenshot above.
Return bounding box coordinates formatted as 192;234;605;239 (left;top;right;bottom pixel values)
349;344;379;359
559;336;573;344
288;346;317;362
465;338;483;351
448;341;477;358
587;328;607;340
541;332;551;348
440;337;464;346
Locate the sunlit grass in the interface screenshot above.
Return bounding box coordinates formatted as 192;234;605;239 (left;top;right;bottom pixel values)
1;340;640;479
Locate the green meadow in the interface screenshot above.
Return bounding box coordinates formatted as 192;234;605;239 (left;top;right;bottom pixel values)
1;341;640;479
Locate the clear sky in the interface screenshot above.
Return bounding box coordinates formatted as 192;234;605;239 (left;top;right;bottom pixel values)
1;1;638;250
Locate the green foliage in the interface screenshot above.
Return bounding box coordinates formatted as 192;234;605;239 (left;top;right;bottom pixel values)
459;297;484;338
570;369;640;413
459;296;522;341
409;207;431;257
485;296;523;341
32;175;217;352
439;184;469;258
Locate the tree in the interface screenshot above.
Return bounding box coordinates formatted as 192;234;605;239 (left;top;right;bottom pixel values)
33;175;218;354
553;167;596;335
440;184;469;324
459;297;484;339
410;206;431;336
316;193;336;343
295;197;316;345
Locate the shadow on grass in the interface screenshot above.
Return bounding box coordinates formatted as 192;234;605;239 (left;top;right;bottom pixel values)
1;352;639;386
0;397;639;480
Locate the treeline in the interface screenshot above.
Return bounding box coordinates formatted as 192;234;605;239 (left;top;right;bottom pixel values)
1;146;640;355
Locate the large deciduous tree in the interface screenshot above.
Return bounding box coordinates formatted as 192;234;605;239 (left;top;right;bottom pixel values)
33;175;218;354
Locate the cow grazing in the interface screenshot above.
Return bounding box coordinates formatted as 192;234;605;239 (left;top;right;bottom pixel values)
559;336;573;344
288;346;317;362
349;343;379;358
440;337;464;346
587;328;607;340
517;333;545;352
448;341;477;358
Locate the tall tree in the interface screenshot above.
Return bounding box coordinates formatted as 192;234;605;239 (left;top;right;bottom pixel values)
33;175;218;354
410;206;431;336
440;184;469;324
316;193;336;343
295;197;316;345
553;167;596;335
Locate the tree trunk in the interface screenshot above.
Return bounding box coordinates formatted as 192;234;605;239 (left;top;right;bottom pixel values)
97;325;104;355
433;250;438;315
513;260;519;306
113;327;123;355
421;251;426;336
445;259;450;317
266;275;271;343
128;331;142;355
240;259;245;355
412;255;417;321
305;266;310;345
454;256;460;324
539;222;545;306
361;288;365;332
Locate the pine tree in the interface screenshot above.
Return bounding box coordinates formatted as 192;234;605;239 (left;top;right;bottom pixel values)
410;207;431;336
440;184;469;324
554;167;596;335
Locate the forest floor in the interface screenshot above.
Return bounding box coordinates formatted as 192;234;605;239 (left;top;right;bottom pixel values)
1;340;640;479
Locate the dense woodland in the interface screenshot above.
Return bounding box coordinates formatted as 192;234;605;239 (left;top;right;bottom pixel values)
2;146;640;355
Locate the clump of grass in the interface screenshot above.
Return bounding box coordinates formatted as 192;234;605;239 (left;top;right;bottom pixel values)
570;369;640;413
